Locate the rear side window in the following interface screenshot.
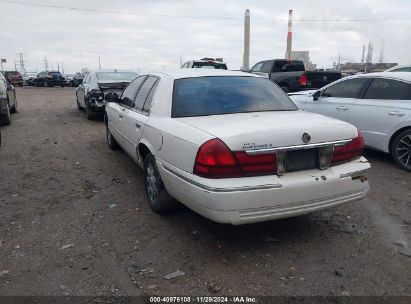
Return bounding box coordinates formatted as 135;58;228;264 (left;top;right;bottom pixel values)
143;78;159;113
273;61;305;72
134;76;158;111
261;61;274;73
363;78;411;100
172;76;297;118
323;78;368;98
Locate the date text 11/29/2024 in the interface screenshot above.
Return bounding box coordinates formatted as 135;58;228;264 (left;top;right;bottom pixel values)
149;296;257;303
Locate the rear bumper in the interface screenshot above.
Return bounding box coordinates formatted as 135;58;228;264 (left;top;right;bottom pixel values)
157;157;370;225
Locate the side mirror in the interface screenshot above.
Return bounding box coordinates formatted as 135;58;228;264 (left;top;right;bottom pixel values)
312;90;321;101
105;92;119;103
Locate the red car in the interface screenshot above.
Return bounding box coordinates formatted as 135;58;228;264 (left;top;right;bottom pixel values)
4;71;23;87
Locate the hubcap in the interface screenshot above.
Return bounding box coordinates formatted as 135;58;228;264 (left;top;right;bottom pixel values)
396;135;411;168
146;164;158;203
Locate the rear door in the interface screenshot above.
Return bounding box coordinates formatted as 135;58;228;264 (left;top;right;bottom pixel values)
121;76;159;160
111;75;147;153
349;77;411;148
303;77;369;122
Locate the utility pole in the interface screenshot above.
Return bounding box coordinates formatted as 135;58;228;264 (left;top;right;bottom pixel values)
98;56;101;70
285;9;293;60
62;62;64;74
14;60;18;70
57;62;60;72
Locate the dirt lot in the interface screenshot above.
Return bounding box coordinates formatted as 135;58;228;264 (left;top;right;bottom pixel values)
0;87;410;296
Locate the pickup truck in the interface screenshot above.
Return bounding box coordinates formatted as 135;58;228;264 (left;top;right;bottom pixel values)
249;59;342;93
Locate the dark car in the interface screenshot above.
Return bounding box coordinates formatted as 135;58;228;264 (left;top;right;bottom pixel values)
76;70;137;119
34;71;66;87
70;73;85;87
249;59;342;93
0;72;18;125
3;71;23;87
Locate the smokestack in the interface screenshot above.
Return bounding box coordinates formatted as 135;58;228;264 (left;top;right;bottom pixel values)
242;9;250;71
366;41;373;64
361;45;366;64
286;9;293;60
379;38;385;63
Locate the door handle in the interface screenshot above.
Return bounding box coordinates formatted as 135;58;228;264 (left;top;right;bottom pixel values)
336;106;349;111
119;114;123;118
135;122;142;129
388;111;405;117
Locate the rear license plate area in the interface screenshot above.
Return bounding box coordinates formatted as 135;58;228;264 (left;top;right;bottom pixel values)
285;148;319;172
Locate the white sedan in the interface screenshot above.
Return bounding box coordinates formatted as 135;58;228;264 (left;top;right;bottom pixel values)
289;72;411;171
104;69;370;225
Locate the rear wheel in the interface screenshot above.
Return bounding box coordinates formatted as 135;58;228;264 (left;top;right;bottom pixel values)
392;129;411;171
10;97;17;113
0;103;11;126
85;101;93;120
106;124;119;150
144;154;177;213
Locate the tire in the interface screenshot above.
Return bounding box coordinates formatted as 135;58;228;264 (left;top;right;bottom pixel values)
10;98;17;113
106;124;119;150
391;129;411;172
144;154;177;213
85;101;93;120
76;94;82;110
0;103;11;126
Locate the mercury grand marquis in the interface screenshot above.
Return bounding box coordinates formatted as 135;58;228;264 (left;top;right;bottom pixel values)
104;69;370;225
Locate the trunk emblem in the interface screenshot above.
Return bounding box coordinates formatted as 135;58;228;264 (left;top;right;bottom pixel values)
302;132;311;143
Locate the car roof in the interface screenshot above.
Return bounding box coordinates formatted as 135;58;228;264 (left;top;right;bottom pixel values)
150;69;260;80
351;72;411;82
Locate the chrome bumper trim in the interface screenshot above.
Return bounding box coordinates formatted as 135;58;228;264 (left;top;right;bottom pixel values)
162;165;283;193
246;139;351;155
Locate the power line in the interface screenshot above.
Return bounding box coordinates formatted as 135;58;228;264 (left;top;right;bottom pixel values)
1;0;411;22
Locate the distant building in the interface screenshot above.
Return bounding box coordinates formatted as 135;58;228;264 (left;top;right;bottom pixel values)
339;62;398;75
287;51;316;70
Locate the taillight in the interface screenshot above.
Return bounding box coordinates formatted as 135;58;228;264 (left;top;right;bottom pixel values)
331;130;364;165
193;139;277;178
298;74;308;86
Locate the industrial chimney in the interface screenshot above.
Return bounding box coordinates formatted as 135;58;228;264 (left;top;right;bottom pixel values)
242;9;250;71
285;10;293;60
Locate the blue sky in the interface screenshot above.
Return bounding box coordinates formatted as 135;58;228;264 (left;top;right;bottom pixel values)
0;0;410;73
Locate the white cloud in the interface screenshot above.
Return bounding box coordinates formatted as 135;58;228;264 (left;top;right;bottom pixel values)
0;0;410;73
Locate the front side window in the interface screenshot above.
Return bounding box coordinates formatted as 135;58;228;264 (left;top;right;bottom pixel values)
172;76;297;118
251;62;263;72
390;67;411;72
363;78;411;100
322;78;368;98
120;76;146;107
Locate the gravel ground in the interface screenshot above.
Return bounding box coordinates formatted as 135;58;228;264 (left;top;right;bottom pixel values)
0;87;410;296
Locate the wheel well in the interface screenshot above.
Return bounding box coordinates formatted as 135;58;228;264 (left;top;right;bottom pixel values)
138;143;151;162
389;126;411;152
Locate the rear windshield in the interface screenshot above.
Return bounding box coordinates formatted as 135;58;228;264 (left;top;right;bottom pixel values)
192;62;227;70
96;72;137;81
273;61;305;72
49;72;62;76
6;71;20;75
172;76;297;118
